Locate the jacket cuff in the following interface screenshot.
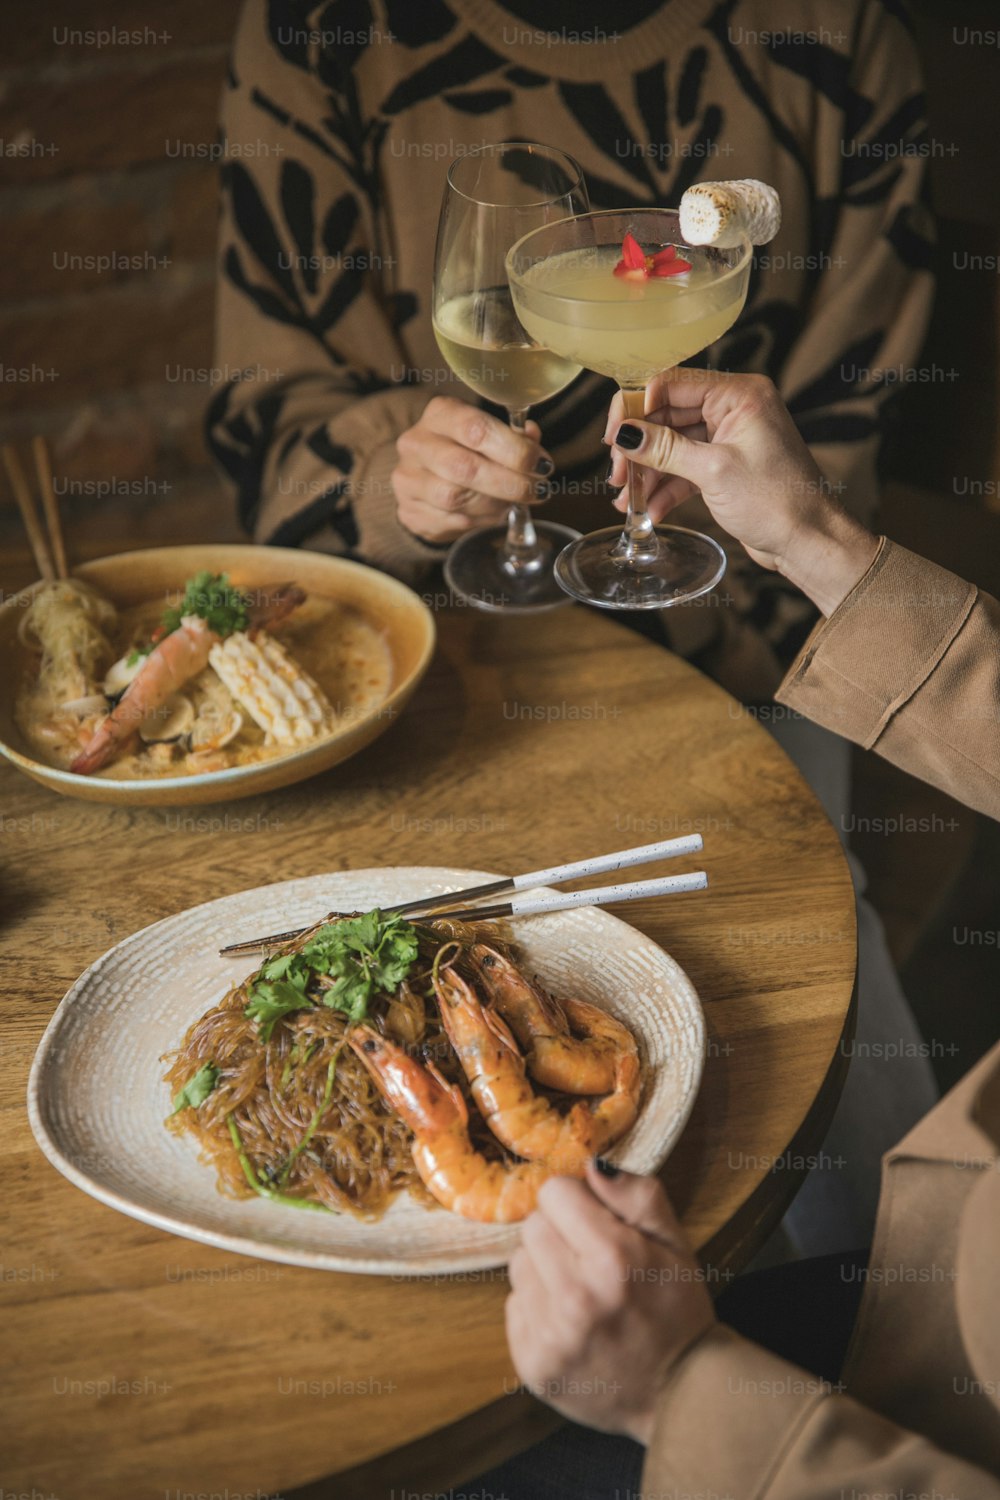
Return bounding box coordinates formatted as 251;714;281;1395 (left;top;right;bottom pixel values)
642;1325;830;1500
775;539;977;749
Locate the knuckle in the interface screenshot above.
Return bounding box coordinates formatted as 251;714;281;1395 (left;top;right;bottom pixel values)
741;374;778;415
425;395;452;423
439;480;473;513
702;447;728;486
597;1237;633;1288
561;1282;596;1326
447;448;480;488
460;411;489;449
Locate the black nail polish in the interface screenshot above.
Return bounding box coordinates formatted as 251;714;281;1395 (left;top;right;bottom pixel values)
595;1157;620;1178
615;423;643;451
534;455;555;477
605;461;615;482
534;480;551;499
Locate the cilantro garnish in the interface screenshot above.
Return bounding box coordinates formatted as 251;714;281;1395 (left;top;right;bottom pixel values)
244;967;313;1043
171;1061;220;1114
242;910;420;1037
161;571;250;640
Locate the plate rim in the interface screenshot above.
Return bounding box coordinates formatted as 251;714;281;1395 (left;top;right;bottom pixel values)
0;544;436;792
27;865;706;1276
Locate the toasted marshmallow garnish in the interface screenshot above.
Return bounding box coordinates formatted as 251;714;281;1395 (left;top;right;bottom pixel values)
679;179;781;248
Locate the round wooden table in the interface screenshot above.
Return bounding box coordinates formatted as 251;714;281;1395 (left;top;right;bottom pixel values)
0;601;857;1500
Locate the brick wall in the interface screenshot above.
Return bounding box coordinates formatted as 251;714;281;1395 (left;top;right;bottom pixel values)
0;1;243;549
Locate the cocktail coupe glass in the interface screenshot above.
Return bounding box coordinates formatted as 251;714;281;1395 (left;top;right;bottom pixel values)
507;208;752;609
433;143;590;613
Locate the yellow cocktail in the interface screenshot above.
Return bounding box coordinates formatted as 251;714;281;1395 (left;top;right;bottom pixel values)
507;208;751;609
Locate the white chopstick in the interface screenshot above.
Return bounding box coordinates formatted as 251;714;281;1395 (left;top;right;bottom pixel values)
505;834;703;891
384;832;704;918
218;832;706;955
443;870;708;922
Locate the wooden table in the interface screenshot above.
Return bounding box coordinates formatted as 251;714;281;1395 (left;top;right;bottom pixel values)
0;597;856;1499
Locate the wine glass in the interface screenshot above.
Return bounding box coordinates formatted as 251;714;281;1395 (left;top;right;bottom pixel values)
433;143;589;613
507;208;752;610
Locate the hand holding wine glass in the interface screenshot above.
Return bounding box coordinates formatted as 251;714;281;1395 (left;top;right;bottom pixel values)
430;142;589;613
393;398;553;546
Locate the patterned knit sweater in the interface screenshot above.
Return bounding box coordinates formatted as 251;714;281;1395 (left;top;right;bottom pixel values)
208;0;933;688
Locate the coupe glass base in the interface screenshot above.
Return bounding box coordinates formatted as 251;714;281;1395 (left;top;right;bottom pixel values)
444;521;583;614
554;524;727;610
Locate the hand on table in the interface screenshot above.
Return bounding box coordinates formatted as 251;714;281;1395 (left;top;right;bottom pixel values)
505;1162;715;1446
604;371;880;617
393;397;554;544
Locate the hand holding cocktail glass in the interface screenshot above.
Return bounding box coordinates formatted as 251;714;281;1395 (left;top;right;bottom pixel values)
604;369;879;621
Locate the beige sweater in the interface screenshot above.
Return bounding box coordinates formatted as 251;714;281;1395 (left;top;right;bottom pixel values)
643;539;1000;1494
209;0;933;679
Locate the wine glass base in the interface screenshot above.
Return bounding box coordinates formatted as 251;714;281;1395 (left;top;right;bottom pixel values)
554;524;727;610
444;521;583;614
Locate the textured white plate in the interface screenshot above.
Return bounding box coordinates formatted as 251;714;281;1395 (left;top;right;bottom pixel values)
28;867;705;1276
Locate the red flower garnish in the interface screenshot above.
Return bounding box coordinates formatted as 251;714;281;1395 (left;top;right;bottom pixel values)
613;233;692;279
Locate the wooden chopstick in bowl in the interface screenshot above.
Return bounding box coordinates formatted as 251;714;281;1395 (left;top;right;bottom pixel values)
3;436;67;583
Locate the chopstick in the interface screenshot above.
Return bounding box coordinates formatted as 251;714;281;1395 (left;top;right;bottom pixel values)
31;436;68;579
3;437;67;582
390;833;704;917
218;833;706;956
431;869;708;922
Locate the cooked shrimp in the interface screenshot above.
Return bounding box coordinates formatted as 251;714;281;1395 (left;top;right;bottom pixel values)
469;942;640;1097
70;616;215;774
70;582;308;776
346;1025;553;1223
433;962;640;1172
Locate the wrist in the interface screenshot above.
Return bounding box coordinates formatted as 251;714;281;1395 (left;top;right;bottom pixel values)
779;509;879;618
622;1319;717;1447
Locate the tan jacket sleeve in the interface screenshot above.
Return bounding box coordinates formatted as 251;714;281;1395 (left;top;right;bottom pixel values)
643;1325;1000;1499
776;539;1000;819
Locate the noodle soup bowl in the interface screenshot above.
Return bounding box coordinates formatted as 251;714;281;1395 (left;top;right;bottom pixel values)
0;545;435;806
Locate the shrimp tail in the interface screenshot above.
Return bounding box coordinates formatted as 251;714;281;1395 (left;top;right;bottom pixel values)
247;583;306;634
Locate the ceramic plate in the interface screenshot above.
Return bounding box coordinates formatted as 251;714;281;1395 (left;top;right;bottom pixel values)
0;545;435;805
28;867;705;1276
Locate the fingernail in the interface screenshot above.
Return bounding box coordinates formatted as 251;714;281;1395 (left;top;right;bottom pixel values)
615;424;643;451
534;480;551;499
534;455;555;477
605;461;615;482
595;1157;620;1178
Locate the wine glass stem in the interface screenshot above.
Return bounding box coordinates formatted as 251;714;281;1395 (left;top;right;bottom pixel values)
502;408;545;576
614;387;660;566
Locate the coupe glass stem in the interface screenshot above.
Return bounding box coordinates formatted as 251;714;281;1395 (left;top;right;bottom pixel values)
612;387;660;566
501;407;545;576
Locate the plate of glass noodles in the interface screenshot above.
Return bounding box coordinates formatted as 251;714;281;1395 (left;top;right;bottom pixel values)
27;867;705;1275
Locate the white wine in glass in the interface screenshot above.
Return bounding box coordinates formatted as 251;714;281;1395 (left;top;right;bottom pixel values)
432;142;589;613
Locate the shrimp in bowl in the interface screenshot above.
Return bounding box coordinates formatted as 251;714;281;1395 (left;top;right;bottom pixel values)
13;570;377;780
